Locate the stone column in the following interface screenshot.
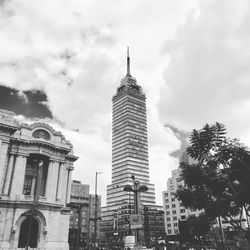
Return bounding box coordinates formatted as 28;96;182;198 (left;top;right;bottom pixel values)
9;155;27;199
2;154;14;195
46;161;59;203
0;141;10;193
60;164;68;205
56;162;63;202
45;160;53;202
66;168;72;205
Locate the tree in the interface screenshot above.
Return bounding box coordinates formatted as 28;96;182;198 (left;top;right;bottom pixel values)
176;122;250;235
179;214;211;245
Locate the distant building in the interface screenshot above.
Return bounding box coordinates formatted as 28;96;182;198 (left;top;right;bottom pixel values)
101;50;156;244
143;205;165;246
69;180;101;248
162;153;200;236
0;109;78;249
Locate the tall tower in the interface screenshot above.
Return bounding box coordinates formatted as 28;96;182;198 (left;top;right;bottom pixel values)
107;48;155;207
101;49;156;241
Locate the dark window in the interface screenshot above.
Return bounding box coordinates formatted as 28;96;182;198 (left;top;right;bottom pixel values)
23;175;33;195
23;155;48;197
32;129;50;140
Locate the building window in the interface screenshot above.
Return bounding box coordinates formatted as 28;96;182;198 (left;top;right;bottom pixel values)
166;205;169;209
32;129;50;140
172;204;176;208
174;223;178;227
166;211;170;215
171;198;175;202
23;175;33;195
173;216;177;221
173;210;176;214
167;224;171;228
181;215;186;220
167;229;172;234
167;218;170;221
165;199;169;203
23;155;49;197
180;209;185;213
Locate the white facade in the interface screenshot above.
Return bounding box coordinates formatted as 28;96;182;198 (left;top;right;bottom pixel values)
0;109;78;249
162;158;200;236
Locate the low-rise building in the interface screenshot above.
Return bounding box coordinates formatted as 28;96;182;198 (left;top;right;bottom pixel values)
69;180;101;248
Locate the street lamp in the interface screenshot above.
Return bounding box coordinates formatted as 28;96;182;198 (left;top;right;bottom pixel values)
26;158;44;250
123;175;148;243
94;171;102;246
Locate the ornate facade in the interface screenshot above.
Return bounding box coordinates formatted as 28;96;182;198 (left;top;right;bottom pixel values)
0;109;78;249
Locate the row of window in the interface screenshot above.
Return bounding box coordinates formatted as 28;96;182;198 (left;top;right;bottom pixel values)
166;216;177;221
165;204;176;209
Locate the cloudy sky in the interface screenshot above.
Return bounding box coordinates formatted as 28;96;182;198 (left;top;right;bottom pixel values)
1;0;250;205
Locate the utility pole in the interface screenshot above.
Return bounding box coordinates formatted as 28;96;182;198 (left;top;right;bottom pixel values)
94;171;102;246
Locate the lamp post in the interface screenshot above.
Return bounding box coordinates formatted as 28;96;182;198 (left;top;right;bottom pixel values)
26;158;43;250
94;171;102;246
123;175;148;244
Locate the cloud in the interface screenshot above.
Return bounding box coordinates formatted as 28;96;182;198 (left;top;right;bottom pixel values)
158;0;250;141
0;85;52;118
0;0;199;204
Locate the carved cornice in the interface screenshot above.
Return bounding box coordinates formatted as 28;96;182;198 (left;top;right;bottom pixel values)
0;200;65;212
0;123;18;132
10;138;71;153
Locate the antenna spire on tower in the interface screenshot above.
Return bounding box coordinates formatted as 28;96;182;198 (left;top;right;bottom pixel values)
126;46;131;76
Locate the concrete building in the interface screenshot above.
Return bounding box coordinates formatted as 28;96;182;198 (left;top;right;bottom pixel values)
143;205;165;246
101;50;156;243
162;154;200;237
69;180;101;248
0;109;78;249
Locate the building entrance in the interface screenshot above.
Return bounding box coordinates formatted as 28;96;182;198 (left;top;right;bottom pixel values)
18;216;39;248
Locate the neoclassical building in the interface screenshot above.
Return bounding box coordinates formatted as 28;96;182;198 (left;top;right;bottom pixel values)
0;109;78;249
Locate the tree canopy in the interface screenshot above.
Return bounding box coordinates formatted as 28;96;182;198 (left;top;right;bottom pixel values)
178;214;211;244
176;122;250;231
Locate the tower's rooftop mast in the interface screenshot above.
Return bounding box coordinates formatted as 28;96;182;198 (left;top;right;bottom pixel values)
120;47;137;86
126;46;131;77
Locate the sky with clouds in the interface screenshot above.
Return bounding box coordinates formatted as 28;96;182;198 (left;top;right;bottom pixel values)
1;0;250;205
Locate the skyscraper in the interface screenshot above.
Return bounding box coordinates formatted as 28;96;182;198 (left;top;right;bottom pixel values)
101;49;156;241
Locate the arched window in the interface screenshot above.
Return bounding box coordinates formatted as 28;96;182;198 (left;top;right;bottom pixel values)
18;216;39;248
23;155;49;197
32;129;50;140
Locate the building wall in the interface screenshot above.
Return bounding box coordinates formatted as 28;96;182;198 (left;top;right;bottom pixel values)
0;108;78;249
69;180;101;246
162;155;201;236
